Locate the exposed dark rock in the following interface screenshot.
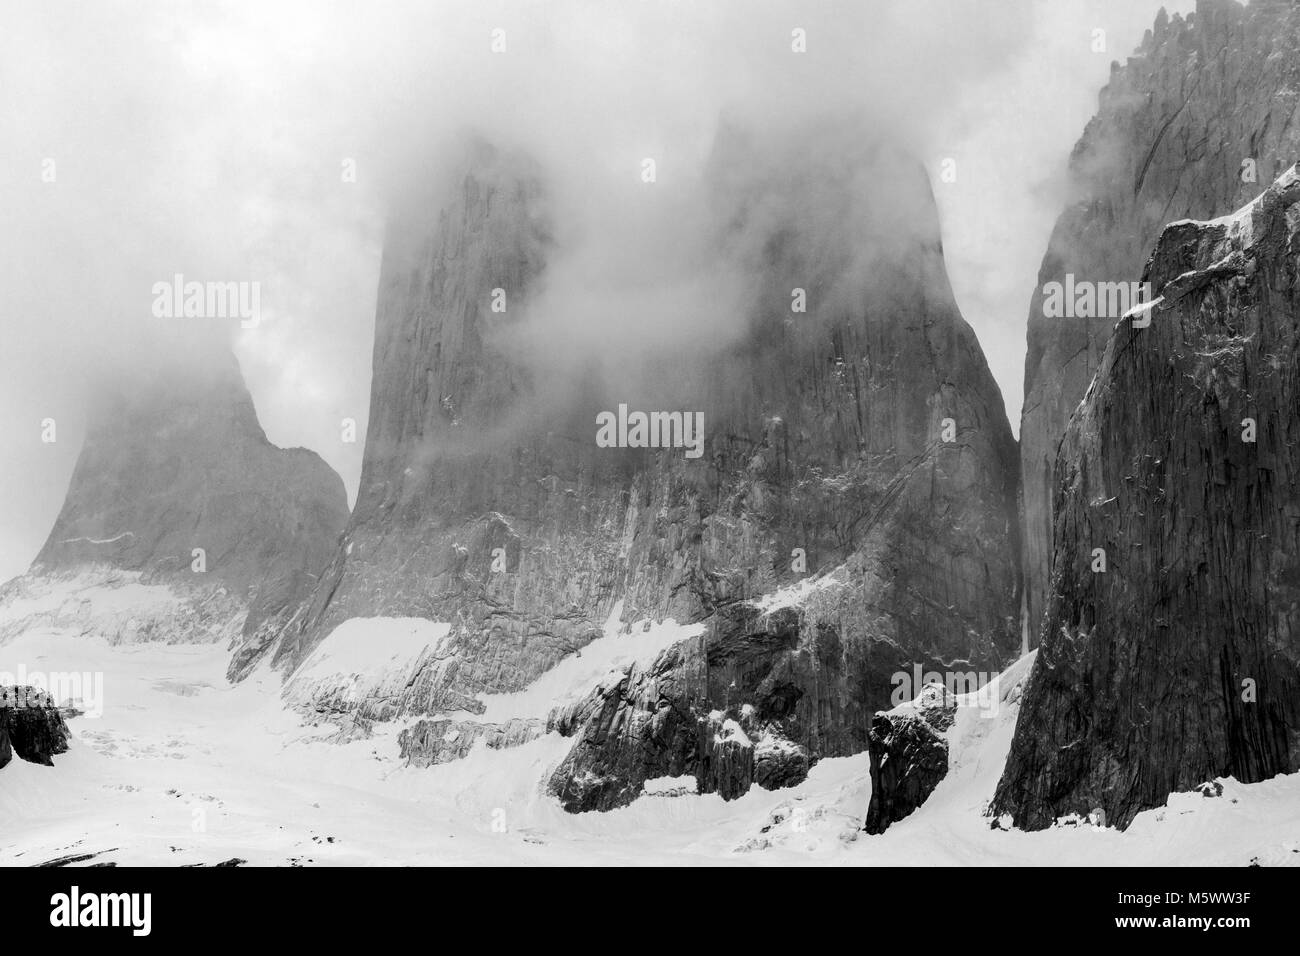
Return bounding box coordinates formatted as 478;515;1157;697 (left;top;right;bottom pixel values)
547;599;969;811
182;858;247;867
753;734;812;791
0;686;71;768
543;127;1021;808
863;705;952;835
548;604;824;811
1020;0;1300;638
37;850;118;867
993;166;1300;831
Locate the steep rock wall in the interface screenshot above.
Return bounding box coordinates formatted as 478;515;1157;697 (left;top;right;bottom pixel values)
994;165;1300;830
256;129;1023;808
1021;0;1300;636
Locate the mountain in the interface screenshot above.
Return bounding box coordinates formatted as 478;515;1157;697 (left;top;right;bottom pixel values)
1019;0;1300;636
0;350;348;648
993;164;1300;830
248;128;1023;810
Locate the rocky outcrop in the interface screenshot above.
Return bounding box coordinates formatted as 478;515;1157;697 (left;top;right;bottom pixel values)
993;165;1300;831
399;717;543;767
863;702;954;835
0;686;71;768
2;350;348;651
546;605;815;811
254;127;1020;808
1020;0;1300;637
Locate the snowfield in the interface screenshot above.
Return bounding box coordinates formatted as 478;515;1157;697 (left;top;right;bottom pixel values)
2;614;1299;867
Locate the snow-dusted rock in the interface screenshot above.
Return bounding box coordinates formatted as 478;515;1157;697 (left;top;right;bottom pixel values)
863;709;951;835
995;165;1300;830
0;686;70;769
1019;0;1300;635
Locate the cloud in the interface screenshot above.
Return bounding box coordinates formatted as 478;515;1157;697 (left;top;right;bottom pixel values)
0;0;1187;580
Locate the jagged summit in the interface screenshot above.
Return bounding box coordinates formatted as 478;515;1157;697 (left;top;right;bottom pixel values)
993;164;1300;830
1019;0;1300;638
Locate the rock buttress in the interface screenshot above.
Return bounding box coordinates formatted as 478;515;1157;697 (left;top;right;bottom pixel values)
993;166;1300;831
1021;0;1300;637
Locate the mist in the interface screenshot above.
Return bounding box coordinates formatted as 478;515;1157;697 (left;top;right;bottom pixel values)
0;0;1194;582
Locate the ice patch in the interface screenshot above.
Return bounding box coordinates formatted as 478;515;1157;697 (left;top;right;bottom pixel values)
643;775;698;796
292;617;452;681
750;572;844;614
283;617;452;713
715;718;751;748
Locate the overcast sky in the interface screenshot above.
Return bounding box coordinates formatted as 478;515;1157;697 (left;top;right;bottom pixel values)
0;0;1198;583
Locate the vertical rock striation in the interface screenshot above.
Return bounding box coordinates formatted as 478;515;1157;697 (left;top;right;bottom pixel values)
256;127;1022;807
545;130;1022;808
241;140;599;698
1020;0;1300;637
863;705;954;835
994;165;1300;830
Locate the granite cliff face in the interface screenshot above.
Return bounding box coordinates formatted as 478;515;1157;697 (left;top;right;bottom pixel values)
255;130;1022;809
545;132;1021;809
1;351;348;648
993;165;1300;830
238;141;582;690
1020;0;1300;636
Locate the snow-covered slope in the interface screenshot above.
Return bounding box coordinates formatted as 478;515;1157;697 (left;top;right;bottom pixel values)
0;569;247;648
0;349;349;671
4;620;1297;866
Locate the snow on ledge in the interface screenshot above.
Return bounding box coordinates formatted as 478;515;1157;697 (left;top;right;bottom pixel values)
642;775;698;797
472;601;705;723
749;571;844;615
291;617;452;683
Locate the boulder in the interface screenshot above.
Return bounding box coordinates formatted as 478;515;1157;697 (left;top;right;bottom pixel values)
0;686;71;768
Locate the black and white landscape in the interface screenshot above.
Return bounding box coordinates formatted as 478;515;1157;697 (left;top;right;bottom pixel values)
2;0;1299;868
